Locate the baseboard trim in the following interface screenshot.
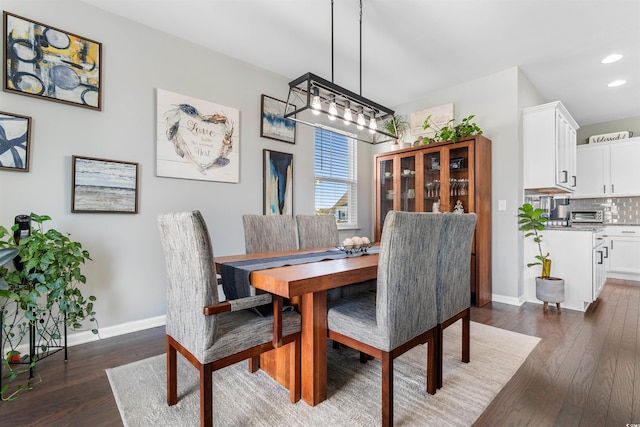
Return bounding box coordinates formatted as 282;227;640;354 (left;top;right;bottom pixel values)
491;294;523;306
66;315;166;347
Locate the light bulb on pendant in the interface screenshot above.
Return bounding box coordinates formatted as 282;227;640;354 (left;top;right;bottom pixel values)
311;87;321;115
343;101;353;125
328;95;338;121
368;112;377;134
356;107;366;130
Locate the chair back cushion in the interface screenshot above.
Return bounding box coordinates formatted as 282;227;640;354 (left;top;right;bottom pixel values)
158;211;218;361
242;214;298;254
296;214;339;248
436;213;477;322
376;211;442;348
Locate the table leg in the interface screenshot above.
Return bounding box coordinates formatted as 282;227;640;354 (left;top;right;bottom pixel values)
301;290;327;406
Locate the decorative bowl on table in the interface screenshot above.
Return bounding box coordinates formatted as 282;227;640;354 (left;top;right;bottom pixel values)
337;237;373;254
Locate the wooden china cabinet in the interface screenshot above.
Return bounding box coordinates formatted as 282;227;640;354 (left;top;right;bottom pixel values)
374;135;492;306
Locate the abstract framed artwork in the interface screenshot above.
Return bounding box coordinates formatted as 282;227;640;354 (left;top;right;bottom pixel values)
0;111;31;172
263;149;293;215
72;156;139;214
3;12;102;110
157;88;240;183
260;94;296;144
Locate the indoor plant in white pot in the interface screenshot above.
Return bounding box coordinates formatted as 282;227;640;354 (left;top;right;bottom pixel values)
518;203;565;313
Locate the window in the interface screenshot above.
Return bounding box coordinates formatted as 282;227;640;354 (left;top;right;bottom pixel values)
314;126;358;228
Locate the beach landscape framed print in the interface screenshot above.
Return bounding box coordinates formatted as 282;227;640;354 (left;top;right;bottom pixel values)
0;111;31;172
157;88;240;183
72;156;139;214
260;94;296;144
263;149;293;215
3;12;102;110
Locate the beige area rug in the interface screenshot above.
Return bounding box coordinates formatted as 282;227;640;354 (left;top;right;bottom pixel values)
106;322;539;426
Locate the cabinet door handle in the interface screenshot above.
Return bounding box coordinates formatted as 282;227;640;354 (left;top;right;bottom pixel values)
561;170;568;183
611;184;615;194
622;230;636;234
604;246;609;258
572;176;576;187
603;185;606;194
597;250;604;264
611;240;614;250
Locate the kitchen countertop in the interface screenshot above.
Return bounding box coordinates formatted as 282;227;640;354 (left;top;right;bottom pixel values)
545;223;640;231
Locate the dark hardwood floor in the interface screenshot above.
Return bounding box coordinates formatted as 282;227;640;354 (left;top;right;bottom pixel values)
1;279;638;426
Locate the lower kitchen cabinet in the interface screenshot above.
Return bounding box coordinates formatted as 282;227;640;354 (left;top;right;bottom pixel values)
524;229;604;312
606;226;640;279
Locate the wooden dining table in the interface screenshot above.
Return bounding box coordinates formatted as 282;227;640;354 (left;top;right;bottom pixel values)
215;246;379;406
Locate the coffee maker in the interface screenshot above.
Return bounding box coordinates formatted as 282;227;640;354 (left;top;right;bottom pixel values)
550;197;570;226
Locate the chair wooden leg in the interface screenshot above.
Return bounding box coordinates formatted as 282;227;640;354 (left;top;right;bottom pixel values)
200;363;213;427
436;324;443;389
289;335;301;403
166;336;178;405
462;308;470;363
248;356;260;373
381;352;393;427
426;332;436;395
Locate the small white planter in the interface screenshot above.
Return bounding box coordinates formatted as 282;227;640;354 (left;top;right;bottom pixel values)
535;276;565;313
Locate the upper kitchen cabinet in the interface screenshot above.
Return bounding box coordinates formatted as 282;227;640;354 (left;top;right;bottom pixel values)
374;135;492;306
573;136;640;198
523;101;579;193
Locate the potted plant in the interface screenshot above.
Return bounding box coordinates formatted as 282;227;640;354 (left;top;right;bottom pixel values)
422;114;483;144
383;115;409;148
0;213;97;400
518;203;564;313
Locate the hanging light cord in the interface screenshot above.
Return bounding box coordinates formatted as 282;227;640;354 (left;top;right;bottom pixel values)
359;0;362;96
331;0;334;83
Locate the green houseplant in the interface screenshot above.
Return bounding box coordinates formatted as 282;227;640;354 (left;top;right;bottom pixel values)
383;114;409;146
422;114;483;144
518;203;564;313
0;213;97;400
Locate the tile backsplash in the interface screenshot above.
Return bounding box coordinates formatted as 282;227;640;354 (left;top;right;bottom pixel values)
524;194;640;224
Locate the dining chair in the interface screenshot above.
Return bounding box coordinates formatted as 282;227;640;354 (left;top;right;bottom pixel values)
157;211;301;427
327;211;443;427
435;212;477;389
242;214;298;255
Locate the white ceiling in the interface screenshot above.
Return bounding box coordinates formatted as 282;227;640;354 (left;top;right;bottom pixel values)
82;0;640;126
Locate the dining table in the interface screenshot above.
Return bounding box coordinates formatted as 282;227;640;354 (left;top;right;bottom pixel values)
215;246;379;406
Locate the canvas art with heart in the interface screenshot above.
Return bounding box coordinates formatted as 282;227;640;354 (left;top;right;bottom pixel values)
156;88;240;183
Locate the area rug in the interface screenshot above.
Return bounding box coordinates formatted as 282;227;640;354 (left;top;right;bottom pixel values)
106;322;539;426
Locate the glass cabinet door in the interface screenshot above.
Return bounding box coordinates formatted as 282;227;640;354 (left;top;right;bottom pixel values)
378;158;394;233
400;155;417;212
423;150;442;212
448;145;470;213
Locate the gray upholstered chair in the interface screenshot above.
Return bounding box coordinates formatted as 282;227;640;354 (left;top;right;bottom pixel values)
435;212;477;389
157;211;301;427
242;214;298;255
327;211;442;427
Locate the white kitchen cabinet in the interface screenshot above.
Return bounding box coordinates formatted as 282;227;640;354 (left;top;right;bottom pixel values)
573;137;640;197
523;229;599;312
523;101;579;193
606;226;640;279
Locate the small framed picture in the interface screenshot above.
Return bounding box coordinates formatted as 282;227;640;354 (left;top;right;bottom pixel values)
263;149;293;215
72;156;139;213
3;12;102;110
260;95;296;144
430;156;440;171
0;111;31;172
450;157;464;170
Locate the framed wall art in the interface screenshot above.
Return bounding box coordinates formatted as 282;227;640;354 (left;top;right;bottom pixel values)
0;111;31;172
157;88;240;183
3;12;102;110
263;149;293;215
260;94;296;144
72;156;139;214
409;103;454;139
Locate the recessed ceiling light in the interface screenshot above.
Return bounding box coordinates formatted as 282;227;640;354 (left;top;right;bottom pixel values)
602;54;623;64
608;79;626;87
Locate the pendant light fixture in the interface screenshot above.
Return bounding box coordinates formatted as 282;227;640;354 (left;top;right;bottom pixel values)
284;0;397;144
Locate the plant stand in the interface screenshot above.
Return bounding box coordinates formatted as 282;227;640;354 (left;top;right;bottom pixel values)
1;304;67;396
535;277;565;313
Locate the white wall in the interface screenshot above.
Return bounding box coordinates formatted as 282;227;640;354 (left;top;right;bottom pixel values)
0;0;374;335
